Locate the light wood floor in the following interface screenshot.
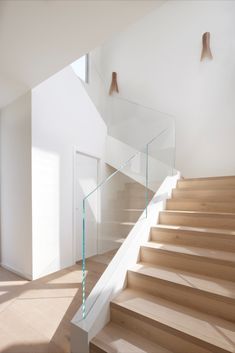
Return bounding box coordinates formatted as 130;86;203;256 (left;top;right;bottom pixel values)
0;251;116;353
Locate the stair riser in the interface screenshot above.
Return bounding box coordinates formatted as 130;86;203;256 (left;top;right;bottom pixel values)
140;247;235;281
123;210;145;223
128;271;235;322
177;178;235;189
101;209;124;221
124;187;154;198
101;208;144;223
151;228;235;252
107;194;147;209
119;191;147;203
125;183;148;191
166;200;235;213
111;306;220;353
172;189;235;201
126;198;147;209
159;212;235;230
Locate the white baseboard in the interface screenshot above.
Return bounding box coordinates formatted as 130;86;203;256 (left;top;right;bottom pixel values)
0;262;32;280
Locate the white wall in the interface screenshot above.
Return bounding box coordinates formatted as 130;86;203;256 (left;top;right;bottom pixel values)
106;135;173;191
31;66;107;279
0;92;32;279
0;0;162;109
93;0;235;178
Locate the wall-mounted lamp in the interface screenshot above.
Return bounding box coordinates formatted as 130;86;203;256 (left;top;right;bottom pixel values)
109;72;119;95
201;32;213;61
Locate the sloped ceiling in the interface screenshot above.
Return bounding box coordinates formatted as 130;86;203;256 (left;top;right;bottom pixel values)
0;0;165;109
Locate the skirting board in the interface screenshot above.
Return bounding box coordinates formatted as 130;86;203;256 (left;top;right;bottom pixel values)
0;262;32;280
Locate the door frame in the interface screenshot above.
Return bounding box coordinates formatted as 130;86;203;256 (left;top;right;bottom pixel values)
72;146;100;264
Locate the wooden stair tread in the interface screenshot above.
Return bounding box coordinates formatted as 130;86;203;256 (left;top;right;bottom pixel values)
91;175;235;352
161;210;235;217
177;176;235;190
159;210;235;230
129;262;235;300
172;189;235;201
142;242;235;264
177;186;235;191
112;289;235;352
159;210;235;231
90;322;172;353
167;199;235;204
166;199;235;212
152;224;235;238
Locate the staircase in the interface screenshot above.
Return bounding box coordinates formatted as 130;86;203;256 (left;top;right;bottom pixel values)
90;176;235;353
99;179;154;253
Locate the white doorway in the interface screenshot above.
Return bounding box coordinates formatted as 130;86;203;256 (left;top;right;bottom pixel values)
74;151;99;262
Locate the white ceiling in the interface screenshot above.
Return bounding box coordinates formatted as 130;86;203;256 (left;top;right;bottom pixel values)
0;0;164;109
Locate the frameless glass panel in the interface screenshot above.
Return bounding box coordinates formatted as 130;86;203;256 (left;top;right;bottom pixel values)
147;126;176;193
79;57;174;154
80;129;176;320
81;147;150;318
106;96;173;152
76;56;176;320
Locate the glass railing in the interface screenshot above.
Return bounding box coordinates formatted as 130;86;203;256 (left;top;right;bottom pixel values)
81;126;175;319
71;53;176;319
106;96;173;152
78;54;175;156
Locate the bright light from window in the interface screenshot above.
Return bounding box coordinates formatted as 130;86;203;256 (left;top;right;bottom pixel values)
71;54;88;83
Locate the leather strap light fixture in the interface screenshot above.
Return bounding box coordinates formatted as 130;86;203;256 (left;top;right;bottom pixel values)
109;72;119;95
201;32;213;61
